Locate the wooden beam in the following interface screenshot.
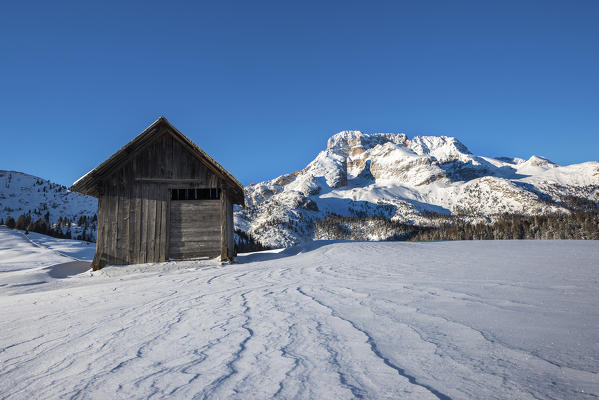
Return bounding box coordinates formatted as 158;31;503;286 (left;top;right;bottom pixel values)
135;178;217;184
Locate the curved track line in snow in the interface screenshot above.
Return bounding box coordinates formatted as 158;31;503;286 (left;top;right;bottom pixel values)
1;241;598;399
20;231;82;262
196;291;254;400
313;319;368;399
296;286;452;400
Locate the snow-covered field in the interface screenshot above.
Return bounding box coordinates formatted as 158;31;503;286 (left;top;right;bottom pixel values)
1;227;598;399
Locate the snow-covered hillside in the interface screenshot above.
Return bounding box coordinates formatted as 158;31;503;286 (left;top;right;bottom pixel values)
1;228;598;399
0;170;97;239
238;131;599;247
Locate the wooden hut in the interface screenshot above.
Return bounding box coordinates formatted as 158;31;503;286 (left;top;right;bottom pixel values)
71;117;244;269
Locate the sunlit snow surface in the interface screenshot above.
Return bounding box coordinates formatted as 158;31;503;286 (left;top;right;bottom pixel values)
1;227;598;399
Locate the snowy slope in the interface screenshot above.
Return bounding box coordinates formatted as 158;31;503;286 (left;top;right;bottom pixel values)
0;170;97;238
0;170;97;223
0;226;73;272
238;131;599;247
0;230;598;399
0;226;95;294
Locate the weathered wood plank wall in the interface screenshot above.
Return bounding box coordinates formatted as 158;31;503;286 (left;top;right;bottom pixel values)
168;200;221;260
92;127;236;267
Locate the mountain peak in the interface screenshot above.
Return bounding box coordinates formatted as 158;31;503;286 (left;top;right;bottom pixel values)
525;155;558;168
236;130;598;248
408;136;471;155
326;131;408;157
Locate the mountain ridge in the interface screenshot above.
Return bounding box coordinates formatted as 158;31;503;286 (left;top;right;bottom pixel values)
236;131;599;247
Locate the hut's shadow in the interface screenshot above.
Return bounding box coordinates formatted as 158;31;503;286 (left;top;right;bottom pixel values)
235;240;348;264
44;261;91;278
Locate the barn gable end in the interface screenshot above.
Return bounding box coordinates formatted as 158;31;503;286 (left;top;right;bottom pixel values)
71;117;243;269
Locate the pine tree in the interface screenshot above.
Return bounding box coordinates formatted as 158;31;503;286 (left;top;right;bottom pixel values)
6;216;16;229
15;215;30;230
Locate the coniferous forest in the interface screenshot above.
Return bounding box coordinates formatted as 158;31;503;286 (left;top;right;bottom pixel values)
410;211;599;241
314;210;599;242
1;213;97;242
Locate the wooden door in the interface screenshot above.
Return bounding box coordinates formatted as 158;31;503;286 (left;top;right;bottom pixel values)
168;200;221;260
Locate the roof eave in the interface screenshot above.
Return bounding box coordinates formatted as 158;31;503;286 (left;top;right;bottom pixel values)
70;117;245;203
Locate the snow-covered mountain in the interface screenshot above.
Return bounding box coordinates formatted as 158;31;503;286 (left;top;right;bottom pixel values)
3;131;598;249
0;170;97;238
237;131;599;247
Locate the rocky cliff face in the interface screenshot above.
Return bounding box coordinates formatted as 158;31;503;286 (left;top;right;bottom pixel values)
236;131;599;248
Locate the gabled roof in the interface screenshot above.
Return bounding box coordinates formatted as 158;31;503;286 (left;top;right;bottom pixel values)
70;117;244;204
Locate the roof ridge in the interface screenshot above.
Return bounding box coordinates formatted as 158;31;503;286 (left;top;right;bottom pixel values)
71;117;244;204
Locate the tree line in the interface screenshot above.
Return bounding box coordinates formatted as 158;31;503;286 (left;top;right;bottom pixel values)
235;229;270;252
1;213;96;242
410;211;599;241
313;210;599;242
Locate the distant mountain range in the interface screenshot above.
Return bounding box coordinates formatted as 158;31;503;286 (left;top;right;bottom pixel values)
2;131;598;248
236;131;599;247
0;170;97;239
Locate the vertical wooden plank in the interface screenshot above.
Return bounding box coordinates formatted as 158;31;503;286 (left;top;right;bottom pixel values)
158;135;166;178
111;177;119;265
103;183;112;265
167;132;175;260
141;141;148;178
189;150;196;179
141;184;149;263
128;173;136;265
131;159;140;264
166;134;173;179
140;147;150;263
114;170;122;264
154;186;162;262
115;172;123;264
147;141;157;262
171;135;178;179
136;181;143;264
155;185;161;262
102;183;110;265
120;167;130;265
102;183;111;266
147;185;156;263
157;138;167;261
189;150;195;178
226;191;235;258
160;188;168;262
220;185;227;261
181;137;187;178
165;192;171;261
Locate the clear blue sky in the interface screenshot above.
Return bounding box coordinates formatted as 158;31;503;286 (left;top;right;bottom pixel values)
1;0;598;186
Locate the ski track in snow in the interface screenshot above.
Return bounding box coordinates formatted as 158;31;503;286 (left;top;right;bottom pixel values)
1;231;599;399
